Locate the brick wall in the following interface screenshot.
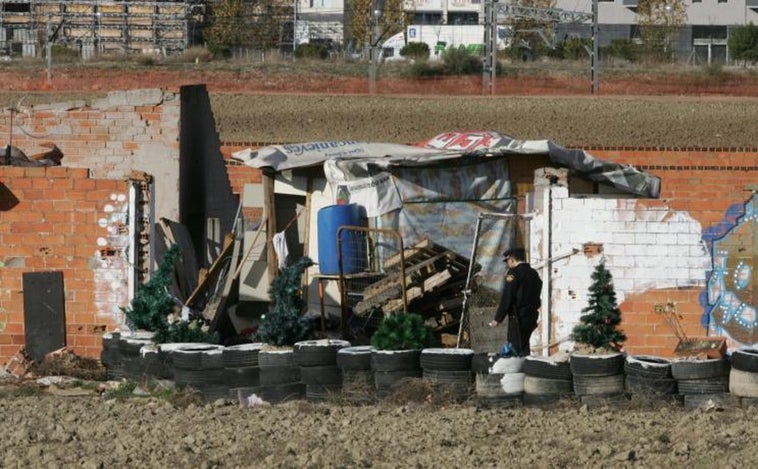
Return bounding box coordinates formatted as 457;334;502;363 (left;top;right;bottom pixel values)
0;167;127;361
2;89;180;220
537;148;758;356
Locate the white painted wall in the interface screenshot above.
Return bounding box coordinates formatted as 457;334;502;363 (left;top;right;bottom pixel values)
531;179;711;353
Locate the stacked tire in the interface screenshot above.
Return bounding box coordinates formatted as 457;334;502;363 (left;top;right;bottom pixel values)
140;344;173;381
222;343;263;400
337;346;375;404
495;356;526;401
728;349;758;408
624;355;678;404
473;354;524;408
671;356;732;409
170;344;228;401
371;349;422;400
101;332;125;380
258;348;304;403
570;352;627;406
522;354;573;406
294;339;351;402
420;348;474;403
117;332;154;381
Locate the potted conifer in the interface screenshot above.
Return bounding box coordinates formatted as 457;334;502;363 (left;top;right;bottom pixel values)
569;260;627;400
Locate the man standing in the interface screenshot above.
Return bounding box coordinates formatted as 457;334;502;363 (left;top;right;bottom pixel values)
488;248;542;356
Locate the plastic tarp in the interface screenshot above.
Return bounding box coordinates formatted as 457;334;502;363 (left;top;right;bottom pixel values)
231;131;660;199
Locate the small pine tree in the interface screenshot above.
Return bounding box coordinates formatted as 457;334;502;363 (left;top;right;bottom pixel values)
123;244;217;344
124;244;181;332
571;260;627;352
256;256;316;346
370;312;431;351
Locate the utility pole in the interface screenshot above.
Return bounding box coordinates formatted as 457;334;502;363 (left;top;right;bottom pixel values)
46;16;53;83
482;0;497;96
591;0;599;94
293;0;298;58
368;0;384;94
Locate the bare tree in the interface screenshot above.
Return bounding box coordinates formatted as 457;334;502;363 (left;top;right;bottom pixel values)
347;0;410;54
504;0;558;57
637;0;687;60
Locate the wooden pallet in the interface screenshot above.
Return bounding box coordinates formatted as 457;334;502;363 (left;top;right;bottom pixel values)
353;238;478;328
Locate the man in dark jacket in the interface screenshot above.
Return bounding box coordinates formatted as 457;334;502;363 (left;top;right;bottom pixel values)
488;247;542;356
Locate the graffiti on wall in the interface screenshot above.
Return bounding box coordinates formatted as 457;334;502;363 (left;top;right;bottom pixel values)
703;193;758;346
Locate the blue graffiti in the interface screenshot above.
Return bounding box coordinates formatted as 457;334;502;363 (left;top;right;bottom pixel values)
702;194;758;345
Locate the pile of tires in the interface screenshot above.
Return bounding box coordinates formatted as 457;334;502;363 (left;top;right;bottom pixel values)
337;346;375;404
420;348;474;403
472;354;524;408
624;355;678;404
101;332;125;380
522;354;573;406
222;343;263;400
170;344;228;401
258;348;304;403
495;356;526;402
725;348;758;408
117;332;154;382
140;344;173;381
730;349;758;407
371;349;422;400
294;339;351;402
670;356;732;409
570;352;627;406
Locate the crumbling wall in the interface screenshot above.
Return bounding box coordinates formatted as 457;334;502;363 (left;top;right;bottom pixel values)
1;89;180;220
0;167;128;361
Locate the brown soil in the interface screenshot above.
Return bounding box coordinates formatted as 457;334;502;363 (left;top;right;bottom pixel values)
1;64;758;147
2;63;757;466
0;382;755;467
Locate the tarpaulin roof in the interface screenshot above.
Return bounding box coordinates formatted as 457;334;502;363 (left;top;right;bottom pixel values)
232;131;660;198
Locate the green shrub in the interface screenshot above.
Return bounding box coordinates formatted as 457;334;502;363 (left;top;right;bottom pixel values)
405;59;445;77
400;42;430;60
561;37;592;60
370;313;432;351
48;44;80;61
294;43;329;60
728;22;758;64
604;38;640;63
440;46;482;75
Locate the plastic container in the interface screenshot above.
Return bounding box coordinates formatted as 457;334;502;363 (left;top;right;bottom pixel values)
317;203;367;275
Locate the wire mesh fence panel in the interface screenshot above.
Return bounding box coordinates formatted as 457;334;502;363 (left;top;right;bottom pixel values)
337;226;405;343
459;212;522;352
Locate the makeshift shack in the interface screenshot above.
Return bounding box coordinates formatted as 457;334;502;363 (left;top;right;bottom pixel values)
232;131;660;347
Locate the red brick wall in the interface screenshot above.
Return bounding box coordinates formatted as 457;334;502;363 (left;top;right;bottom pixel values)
0;167;127;362
590;148;758;356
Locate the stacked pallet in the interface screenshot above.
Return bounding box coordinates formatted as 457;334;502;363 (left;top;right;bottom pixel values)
353;239;478;334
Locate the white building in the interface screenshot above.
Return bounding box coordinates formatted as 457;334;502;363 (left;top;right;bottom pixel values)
297;0;758;62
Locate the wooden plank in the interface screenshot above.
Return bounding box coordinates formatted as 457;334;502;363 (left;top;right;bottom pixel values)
263;170;277;280
382;238;432;269
363;251;451;297
184;233;234;308
207;234;242;326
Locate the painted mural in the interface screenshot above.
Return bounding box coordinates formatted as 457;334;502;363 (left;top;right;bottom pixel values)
704;193;758;346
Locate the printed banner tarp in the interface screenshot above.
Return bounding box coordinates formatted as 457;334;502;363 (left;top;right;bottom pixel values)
232;131;660;199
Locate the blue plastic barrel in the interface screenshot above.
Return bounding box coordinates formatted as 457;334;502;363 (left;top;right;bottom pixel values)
317;204;367;275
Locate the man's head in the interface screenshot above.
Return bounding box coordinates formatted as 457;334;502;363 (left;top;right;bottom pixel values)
503;248;526;267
